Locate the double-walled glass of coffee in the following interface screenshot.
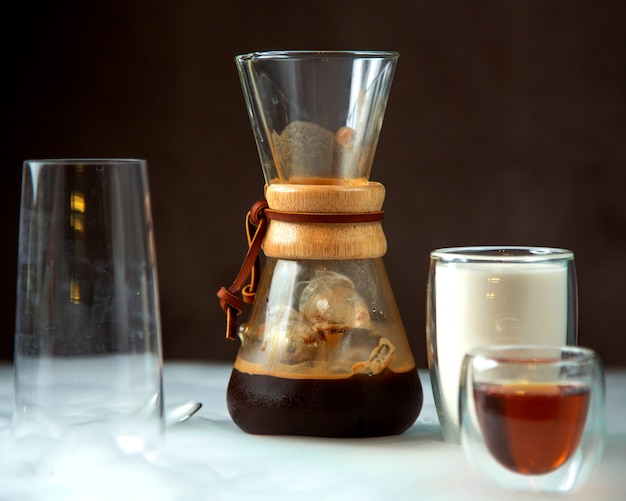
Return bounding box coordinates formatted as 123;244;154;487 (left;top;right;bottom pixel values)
460;345;605;492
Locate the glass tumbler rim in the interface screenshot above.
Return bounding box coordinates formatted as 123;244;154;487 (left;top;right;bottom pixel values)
431;245;574;263
466;345;598;367
235;50;399;63
24;158;146;166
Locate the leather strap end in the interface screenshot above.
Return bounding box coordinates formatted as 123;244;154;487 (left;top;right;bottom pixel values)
225;306;238;341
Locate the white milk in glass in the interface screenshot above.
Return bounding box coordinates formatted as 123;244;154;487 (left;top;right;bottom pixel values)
433;261;568;439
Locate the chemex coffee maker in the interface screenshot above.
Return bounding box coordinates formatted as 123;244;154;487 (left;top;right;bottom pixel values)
217;50;423;437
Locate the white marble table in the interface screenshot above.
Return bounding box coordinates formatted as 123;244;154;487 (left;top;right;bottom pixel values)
0;363;624;500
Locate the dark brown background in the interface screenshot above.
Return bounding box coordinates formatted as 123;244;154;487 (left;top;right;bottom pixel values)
2;1;625;366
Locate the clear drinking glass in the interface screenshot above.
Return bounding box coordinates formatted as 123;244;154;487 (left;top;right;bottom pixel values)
426;246;577;443
13;159;164;457
460;346;605;492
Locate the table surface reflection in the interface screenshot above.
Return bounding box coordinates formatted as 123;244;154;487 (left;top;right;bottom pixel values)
0;363;624;501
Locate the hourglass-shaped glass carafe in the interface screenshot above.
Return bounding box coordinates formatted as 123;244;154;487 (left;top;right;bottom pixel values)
220;51;423;437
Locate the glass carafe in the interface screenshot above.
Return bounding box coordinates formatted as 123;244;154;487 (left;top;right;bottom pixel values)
221;51;422;437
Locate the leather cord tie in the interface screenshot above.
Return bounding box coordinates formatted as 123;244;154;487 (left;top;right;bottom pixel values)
216;199;384;340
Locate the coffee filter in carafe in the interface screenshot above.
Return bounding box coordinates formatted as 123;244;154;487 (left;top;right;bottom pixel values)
270;121;375;184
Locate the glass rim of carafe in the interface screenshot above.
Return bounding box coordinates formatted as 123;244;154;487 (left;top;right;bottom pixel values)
430;245;574;263
235;50;399;63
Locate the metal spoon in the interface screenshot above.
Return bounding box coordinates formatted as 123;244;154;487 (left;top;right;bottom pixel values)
165;401;202;427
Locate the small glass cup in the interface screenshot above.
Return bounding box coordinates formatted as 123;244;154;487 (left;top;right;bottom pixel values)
460;346;605;492
13;159;164;457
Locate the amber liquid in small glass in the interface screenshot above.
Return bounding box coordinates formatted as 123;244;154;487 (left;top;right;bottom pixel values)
474;382;590;475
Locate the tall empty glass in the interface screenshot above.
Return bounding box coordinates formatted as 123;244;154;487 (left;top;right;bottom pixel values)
14;159;164;456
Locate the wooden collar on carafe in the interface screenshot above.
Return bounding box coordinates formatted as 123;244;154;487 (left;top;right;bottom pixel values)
263;181;387;260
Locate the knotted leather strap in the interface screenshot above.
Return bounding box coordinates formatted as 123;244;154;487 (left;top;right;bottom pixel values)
217;200;268;340
216;200;384;340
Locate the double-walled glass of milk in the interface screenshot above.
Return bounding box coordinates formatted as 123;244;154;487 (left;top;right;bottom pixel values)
426;246;577;443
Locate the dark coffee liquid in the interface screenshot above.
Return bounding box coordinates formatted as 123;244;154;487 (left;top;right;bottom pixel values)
227;368;423;437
